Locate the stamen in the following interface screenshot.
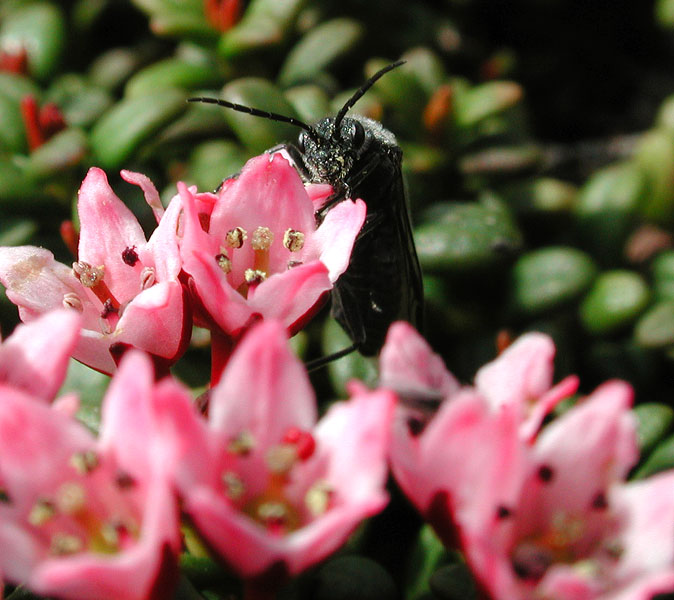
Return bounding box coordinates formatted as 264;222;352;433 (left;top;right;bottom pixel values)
265;444;298;475
228;430;255;455
72;261;121;313
63;292;83;312
56;482;86;514
28;498;56;526
122;246;139;266
140;266;156;289
51;533;83;556
0;489;10;504
305;481;333;517
216;253;232;274
225;227;247;248
70;450;99;475
244;269;266;285
72;261;104;288
283;229;305;252
100;522;120;549
222;471;246;500
257;501;288;529
252;227;273;274
251;226;274;251
101;298;118;319
287;260;303;269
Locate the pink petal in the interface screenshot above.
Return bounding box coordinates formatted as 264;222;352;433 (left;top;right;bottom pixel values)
209;320;317;444
121;169;164;223
610;471;674;582
113;281;188;362
379;321;460;400
31;476;179;600
309;388;393;503
211;154;315;251
529;381;637;517
0;309;81;402
77;167;147;303
178;182;253;334
143;193;182;282
305;183;333;211
475;332;556;411
247;260;331;330
0;246;83;320
308;198;367;281
98;351;154;473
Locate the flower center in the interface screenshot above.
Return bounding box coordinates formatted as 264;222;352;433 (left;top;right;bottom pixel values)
24;451;140;557
215;225;307;298
221;427;333;535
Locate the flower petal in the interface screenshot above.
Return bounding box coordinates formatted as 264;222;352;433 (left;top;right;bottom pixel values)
77;167;148;303
0;309;81;401
309;198;367;281
209;320;317;445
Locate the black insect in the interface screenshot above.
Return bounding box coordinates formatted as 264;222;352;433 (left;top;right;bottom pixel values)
189;61;423;365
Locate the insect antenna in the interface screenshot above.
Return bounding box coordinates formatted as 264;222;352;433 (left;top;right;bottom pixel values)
333;60;406;133
188;97;318;138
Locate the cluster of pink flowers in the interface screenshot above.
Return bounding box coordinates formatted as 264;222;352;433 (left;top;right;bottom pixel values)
0;154;671;600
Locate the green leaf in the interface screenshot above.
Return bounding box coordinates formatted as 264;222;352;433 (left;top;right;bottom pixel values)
633;403;674;455
510;247;598;315
58;359;110;434
0;92;27;154
24;128;88;179
414;195;522;272
125;58;224;98
574;162;643;261
453;81;523;128
405;525;448;600
634;433;674;479
579;270;650;335
219;0;308;57
0;219;37;246
278;18;364;87
187;139;248;191
0;2;66;80
90;89;188;169
652;250;674;302
219;78;299;153
634;300;674;348
322;317;377;398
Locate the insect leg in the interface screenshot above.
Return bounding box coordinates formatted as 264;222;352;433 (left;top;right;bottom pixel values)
305;342;359;372
267;143;313;181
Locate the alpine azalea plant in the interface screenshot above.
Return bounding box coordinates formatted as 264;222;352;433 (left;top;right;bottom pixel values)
177;153;365;380
0;154;673;600
382;322;674;600
0;168;191;375
145;319;394;597
0;350;182;600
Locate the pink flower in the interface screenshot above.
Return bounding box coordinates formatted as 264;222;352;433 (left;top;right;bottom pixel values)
463;383;674;600
177;153;366;340
382;324;674;599
0;350;182;600
149;319;393;582
0;168;191;375
381;322;578;441
0;309;81;402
